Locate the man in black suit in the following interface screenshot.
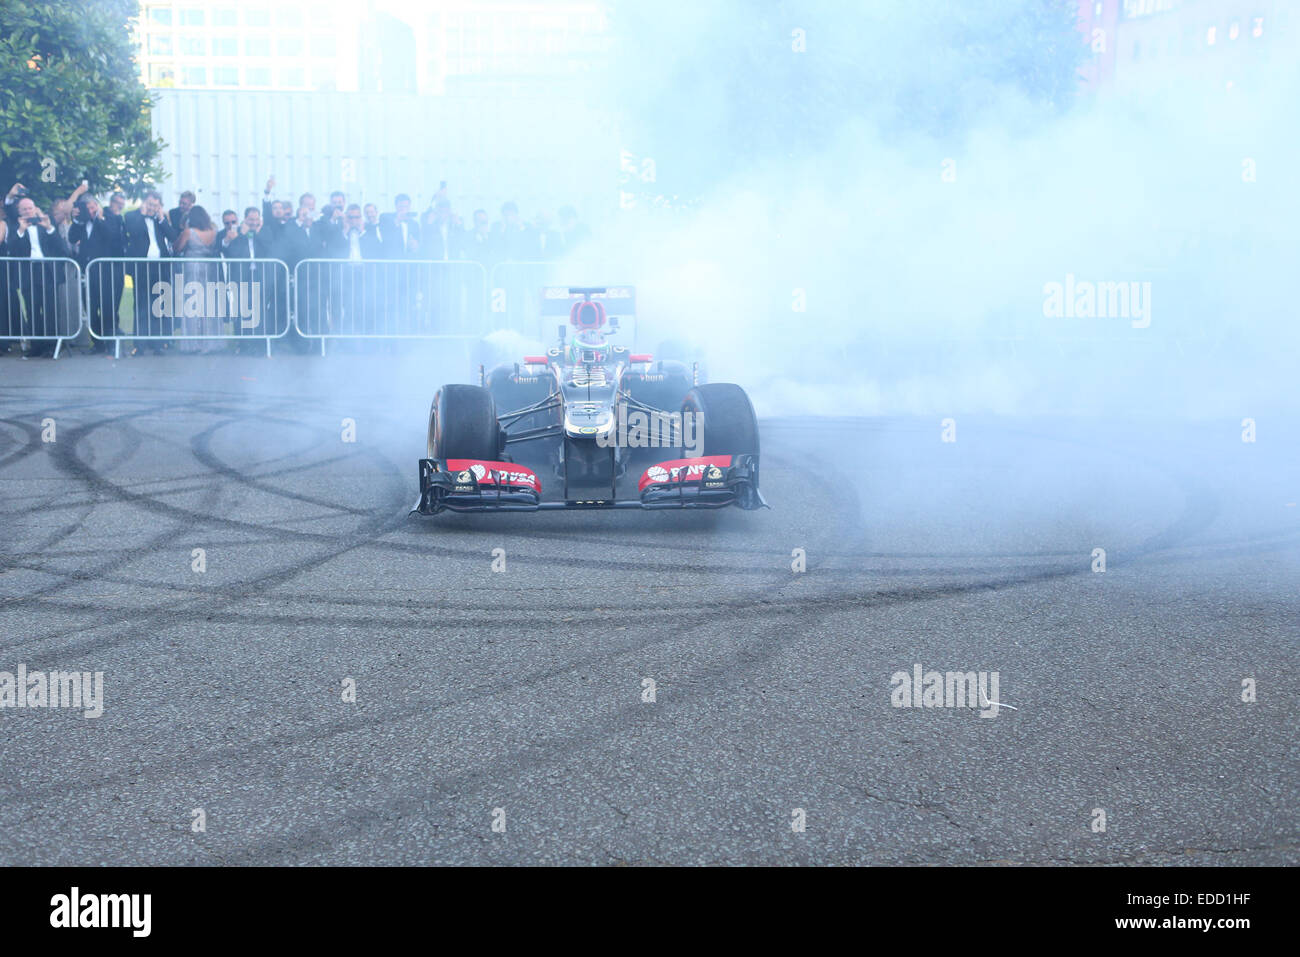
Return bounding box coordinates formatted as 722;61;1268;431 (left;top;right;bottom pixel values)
556;206;592;255
168;190;195;233
464;209;495;266
273;205;327;344
377;194;420;332
220;206;272;261
1;183;31;352
377;193;420;258
123;190;177;353
422;199;466;331
0;218;18;351
259;176;296;245
351;204;391;335
314;201;350;336
6;196;73;356
329;203;389;335
221;206;279;347
68;197;127;350
491;201;536;262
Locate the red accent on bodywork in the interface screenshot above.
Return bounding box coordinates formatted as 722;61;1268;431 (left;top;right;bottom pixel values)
444;459;541;491
629;353;653;363
523;355;548;365
637;455;733;493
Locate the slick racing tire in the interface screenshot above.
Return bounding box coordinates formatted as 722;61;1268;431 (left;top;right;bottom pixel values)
428;384;500;461
682;383;759;457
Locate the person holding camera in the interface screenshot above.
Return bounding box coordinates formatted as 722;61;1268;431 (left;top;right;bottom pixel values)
0;217;16;351
4;188;72;357
123;190;177;354
69;196;126;351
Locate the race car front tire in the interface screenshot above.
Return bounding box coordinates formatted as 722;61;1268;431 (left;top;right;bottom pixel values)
682;383;759;457
428;384;500;461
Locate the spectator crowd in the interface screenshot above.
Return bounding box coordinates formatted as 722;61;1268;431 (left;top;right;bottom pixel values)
1;176;593;356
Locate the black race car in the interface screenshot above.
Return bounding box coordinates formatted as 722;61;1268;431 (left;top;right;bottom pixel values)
413;287;765;514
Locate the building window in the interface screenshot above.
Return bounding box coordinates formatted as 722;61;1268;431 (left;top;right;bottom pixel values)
311;35;336;57
179;36;205;56
212;37;237;56
245;37;271;56
276;8;304;28
246;9;270;27
181;66;207;85
279;67;305;87
312;66;336;90
213;67;238;85
245;67;271;86
148;7;172;26
148;64;175;86
178;8;205;27
278;37;303;56
148;34;173;56
213;8;237;27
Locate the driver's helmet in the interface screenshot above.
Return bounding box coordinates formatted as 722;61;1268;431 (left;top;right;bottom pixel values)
570;299;607;333
567;299;609;361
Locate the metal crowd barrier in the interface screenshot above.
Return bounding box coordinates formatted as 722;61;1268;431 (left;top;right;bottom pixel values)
0;257;82;359
84;257;292;358
292;258;488;354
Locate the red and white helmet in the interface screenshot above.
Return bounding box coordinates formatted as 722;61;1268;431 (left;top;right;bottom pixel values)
569;299;607;332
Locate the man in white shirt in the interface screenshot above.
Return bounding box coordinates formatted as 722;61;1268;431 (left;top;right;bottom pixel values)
6;197;73;356
123;191;177;352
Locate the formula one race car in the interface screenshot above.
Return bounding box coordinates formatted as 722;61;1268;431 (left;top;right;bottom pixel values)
413;286;765;514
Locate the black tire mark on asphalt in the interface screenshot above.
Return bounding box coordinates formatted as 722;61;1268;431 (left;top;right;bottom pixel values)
1;389;1264;864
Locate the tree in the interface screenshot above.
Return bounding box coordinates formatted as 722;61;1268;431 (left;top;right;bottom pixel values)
0;0;165;207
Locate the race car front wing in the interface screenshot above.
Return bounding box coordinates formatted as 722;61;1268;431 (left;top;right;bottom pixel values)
411;454;767;515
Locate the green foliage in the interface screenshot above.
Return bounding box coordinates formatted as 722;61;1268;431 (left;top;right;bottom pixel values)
0;0;165;206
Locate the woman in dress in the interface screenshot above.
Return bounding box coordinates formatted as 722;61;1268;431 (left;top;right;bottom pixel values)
173;205;221;352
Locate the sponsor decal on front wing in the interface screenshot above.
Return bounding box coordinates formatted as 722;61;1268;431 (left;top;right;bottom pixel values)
444;459;541;491
637;455;733;492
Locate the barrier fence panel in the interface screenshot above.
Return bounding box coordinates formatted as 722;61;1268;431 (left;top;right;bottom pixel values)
0;257;83;358
85;257;292;358
292;259;488;353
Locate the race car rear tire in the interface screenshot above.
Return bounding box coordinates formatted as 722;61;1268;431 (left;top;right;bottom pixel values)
486;363;556;433
428;384;500;461
625;359;693;416
682;383;759;457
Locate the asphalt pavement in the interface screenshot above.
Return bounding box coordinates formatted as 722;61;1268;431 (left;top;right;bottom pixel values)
0;351;1296;864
